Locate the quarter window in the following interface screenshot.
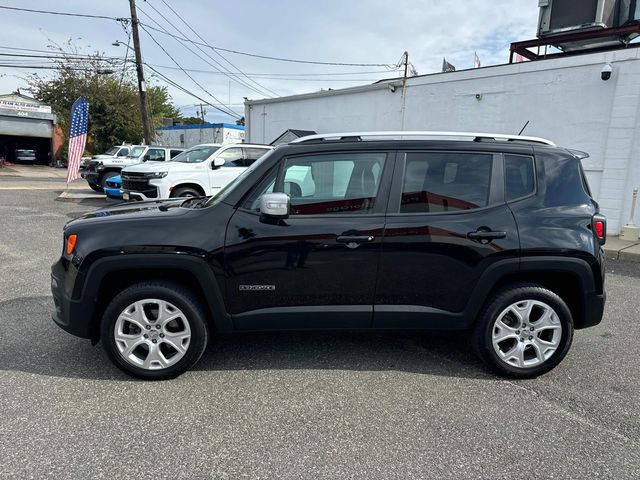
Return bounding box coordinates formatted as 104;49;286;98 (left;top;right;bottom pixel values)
505;154;535;201
400;152;492;213
283;153;386;215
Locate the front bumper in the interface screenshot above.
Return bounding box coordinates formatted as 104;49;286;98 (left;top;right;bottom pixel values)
51;260;93;339
104;186;122;199
81;171;100;185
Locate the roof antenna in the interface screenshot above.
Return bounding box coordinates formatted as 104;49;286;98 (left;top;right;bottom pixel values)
518;120;530;136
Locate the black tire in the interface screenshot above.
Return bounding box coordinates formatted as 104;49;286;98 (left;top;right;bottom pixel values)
100;171;119;188
101;281;209;380
472;283;574;379
88;182;103;192
171;187;201;198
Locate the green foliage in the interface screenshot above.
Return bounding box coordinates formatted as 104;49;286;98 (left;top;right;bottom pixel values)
27;41;182;154
178;116;205;125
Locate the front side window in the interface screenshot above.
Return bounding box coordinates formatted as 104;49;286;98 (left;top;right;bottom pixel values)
172;146;220;163
218;147;244;167
283;153;386;215
128;146;146;159
400;152;492;213
244;147;270;164
146;148;166;162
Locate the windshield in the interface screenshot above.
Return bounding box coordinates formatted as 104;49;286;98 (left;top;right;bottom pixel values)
127;146;145;158
203;149;275;208
104;147;120;156
172;145;221;163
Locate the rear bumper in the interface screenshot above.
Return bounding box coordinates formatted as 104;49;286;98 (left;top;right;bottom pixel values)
580;291;606;329
51;262;93;339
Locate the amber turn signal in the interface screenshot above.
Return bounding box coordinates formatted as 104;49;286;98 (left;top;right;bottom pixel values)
66;234;77;255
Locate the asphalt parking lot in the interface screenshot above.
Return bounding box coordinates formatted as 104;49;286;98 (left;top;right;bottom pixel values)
1;188;639;479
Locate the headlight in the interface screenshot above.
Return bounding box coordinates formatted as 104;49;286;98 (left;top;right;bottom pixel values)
144;171;168;178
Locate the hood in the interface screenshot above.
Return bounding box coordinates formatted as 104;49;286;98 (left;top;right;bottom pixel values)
66;198;188;228
123;161;197;174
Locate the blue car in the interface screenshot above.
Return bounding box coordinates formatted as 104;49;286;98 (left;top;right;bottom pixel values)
104;175;122;199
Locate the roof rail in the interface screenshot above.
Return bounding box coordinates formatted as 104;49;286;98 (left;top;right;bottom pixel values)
290;131;556;146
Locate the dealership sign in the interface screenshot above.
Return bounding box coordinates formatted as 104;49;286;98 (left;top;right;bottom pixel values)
0;99;52;114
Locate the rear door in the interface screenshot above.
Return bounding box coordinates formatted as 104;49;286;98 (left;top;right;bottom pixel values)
374;149;520;328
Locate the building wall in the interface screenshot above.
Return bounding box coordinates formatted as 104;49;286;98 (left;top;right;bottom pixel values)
155;124;245;148
245;48;640;234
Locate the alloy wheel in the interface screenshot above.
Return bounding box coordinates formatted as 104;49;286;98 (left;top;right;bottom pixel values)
491;300;562;369
113;299;191;370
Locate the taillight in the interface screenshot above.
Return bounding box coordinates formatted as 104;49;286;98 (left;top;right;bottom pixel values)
592;215;606;245
66;234;77;255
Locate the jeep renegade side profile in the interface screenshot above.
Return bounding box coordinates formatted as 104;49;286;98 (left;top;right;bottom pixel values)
51;132;606;380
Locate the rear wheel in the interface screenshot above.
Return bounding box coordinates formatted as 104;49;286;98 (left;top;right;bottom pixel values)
88;182;103;192
171;187;201;198
101;282;209;380
473;283;574;378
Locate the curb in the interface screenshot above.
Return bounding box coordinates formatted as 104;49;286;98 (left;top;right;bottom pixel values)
56;190;105;202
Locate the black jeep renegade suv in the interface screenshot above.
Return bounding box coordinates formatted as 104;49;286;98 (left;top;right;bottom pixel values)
51;132;606;380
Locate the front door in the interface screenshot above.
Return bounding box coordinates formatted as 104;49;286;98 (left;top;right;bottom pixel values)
374;149;520;328
209;146;246;194
224;151;393;330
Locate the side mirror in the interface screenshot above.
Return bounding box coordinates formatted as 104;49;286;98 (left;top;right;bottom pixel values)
143;154;150;162
260;192;290;219
212;157;225;169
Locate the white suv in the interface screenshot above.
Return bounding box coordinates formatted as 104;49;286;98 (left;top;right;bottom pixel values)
121;143;272;201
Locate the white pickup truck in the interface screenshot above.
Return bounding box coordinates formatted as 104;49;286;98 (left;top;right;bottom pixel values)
121;143;272;201
81;145;184;192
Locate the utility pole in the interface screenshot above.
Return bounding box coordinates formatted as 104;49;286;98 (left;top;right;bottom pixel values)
400;51;409;131
129;0;153;144
196;103;206;123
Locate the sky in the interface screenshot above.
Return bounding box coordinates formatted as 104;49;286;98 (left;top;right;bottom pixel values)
0;0;540;123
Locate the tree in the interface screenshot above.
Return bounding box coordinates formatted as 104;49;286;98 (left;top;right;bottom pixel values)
178;116;205;125
27;41;182;155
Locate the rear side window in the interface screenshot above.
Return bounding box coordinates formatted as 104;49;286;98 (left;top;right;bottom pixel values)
400;152;492;213
244;147;270;165
505;154;535;201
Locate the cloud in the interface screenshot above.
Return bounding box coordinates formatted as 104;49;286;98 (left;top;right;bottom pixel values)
0;0;539;122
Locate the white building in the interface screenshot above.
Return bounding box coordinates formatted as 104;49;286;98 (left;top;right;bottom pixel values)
245;48;640;234
155;123;245;148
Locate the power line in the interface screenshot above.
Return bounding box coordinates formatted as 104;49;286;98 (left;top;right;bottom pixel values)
155;0;279;97
0;4;126;21
138;3;275;98
140;23;397;67
140;26;240;118
145;63;397;82
145;63;242;118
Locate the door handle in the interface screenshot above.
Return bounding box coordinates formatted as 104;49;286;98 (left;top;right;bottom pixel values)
467;229;506;243
336;235;375;244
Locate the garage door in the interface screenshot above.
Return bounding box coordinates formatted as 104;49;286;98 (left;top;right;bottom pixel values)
0;115;53;138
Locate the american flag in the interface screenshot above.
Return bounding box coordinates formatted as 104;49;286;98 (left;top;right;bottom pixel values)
66;97;89;183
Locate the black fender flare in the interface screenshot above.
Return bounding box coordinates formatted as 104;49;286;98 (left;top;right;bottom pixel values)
80;253;232;336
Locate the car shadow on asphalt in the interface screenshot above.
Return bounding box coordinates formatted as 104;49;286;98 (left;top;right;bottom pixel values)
0;296;494;381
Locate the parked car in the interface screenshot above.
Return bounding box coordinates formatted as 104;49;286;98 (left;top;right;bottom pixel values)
15;149;37;163
51;131;606;380
120;143;272;201
81;145;184;192
104;175;122;199
79;144;134;173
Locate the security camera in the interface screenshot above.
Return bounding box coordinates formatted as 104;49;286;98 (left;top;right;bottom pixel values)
601;63;612;81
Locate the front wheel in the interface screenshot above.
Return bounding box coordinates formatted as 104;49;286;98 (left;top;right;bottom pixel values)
171;187;201;198
101;282;209;380
473;283;574;378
